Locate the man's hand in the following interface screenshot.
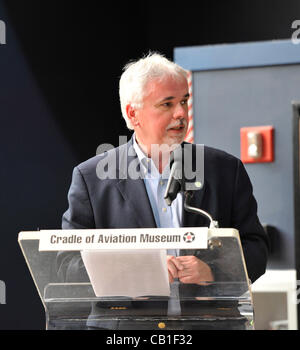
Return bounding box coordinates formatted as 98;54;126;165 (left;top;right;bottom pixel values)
167;255;184;283
167;255;214;285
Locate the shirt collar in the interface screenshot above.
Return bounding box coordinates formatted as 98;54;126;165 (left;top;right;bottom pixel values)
133;134;148;164
133;134;171;179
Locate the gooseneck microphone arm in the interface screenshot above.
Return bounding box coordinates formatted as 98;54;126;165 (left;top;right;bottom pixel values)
183;191;218;229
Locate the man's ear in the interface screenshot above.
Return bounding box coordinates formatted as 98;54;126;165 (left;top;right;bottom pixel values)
126;104;139;127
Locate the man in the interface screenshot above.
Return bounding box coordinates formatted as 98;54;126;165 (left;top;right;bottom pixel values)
57;53;269;329
119;53;214;284
58;56;268;327
61;53;268;287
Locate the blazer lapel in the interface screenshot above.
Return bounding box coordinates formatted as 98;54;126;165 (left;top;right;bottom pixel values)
116;178;157;228
115;137;156;228
182;183;207;228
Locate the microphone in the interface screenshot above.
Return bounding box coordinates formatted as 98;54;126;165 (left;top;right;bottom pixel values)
164;146;183;206
164;144;204;206
164;143;218;228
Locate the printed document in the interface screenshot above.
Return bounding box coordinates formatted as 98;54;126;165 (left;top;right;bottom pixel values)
81;249;170;298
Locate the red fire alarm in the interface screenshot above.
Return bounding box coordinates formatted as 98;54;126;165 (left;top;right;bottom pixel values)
240;126;274;163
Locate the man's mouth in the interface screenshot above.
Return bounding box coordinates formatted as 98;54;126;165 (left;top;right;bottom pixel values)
168;125;185;131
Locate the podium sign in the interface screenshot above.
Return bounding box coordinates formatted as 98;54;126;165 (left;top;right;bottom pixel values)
18;228;254;330
38;227;208;251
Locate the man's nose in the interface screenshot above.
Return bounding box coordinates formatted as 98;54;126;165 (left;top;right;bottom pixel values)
173;103;187;119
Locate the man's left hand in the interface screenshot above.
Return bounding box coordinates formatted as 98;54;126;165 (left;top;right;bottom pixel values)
176;256;214;285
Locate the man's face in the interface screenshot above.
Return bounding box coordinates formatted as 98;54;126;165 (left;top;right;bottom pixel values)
131;75;189;153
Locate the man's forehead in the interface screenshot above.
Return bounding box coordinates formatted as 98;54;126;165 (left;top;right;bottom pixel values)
145;76;189;99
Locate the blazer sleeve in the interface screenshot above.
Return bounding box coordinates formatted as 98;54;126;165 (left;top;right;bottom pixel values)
231;159;270;283
62;166;96;229
57;166;95;282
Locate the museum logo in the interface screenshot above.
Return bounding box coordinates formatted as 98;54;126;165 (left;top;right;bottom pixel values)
183;232;195;243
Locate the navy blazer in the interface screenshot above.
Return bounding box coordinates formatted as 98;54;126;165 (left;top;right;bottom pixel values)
61;139;269;283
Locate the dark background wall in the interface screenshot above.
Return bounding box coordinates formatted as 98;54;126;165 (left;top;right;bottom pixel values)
0;0;299;329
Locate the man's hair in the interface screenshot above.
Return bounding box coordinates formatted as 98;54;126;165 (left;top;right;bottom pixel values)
119;52;188;130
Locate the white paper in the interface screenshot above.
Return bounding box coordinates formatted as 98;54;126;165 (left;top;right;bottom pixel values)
81;249;170;298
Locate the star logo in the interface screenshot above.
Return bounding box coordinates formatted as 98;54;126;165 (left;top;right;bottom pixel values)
183;232;195;243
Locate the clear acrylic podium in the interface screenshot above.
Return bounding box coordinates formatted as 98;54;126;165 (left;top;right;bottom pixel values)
18;229;254;330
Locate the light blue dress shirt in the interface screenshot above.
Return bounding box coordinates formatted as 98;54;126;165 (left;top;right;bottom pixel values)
133;136;183;247
133;136;182;315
